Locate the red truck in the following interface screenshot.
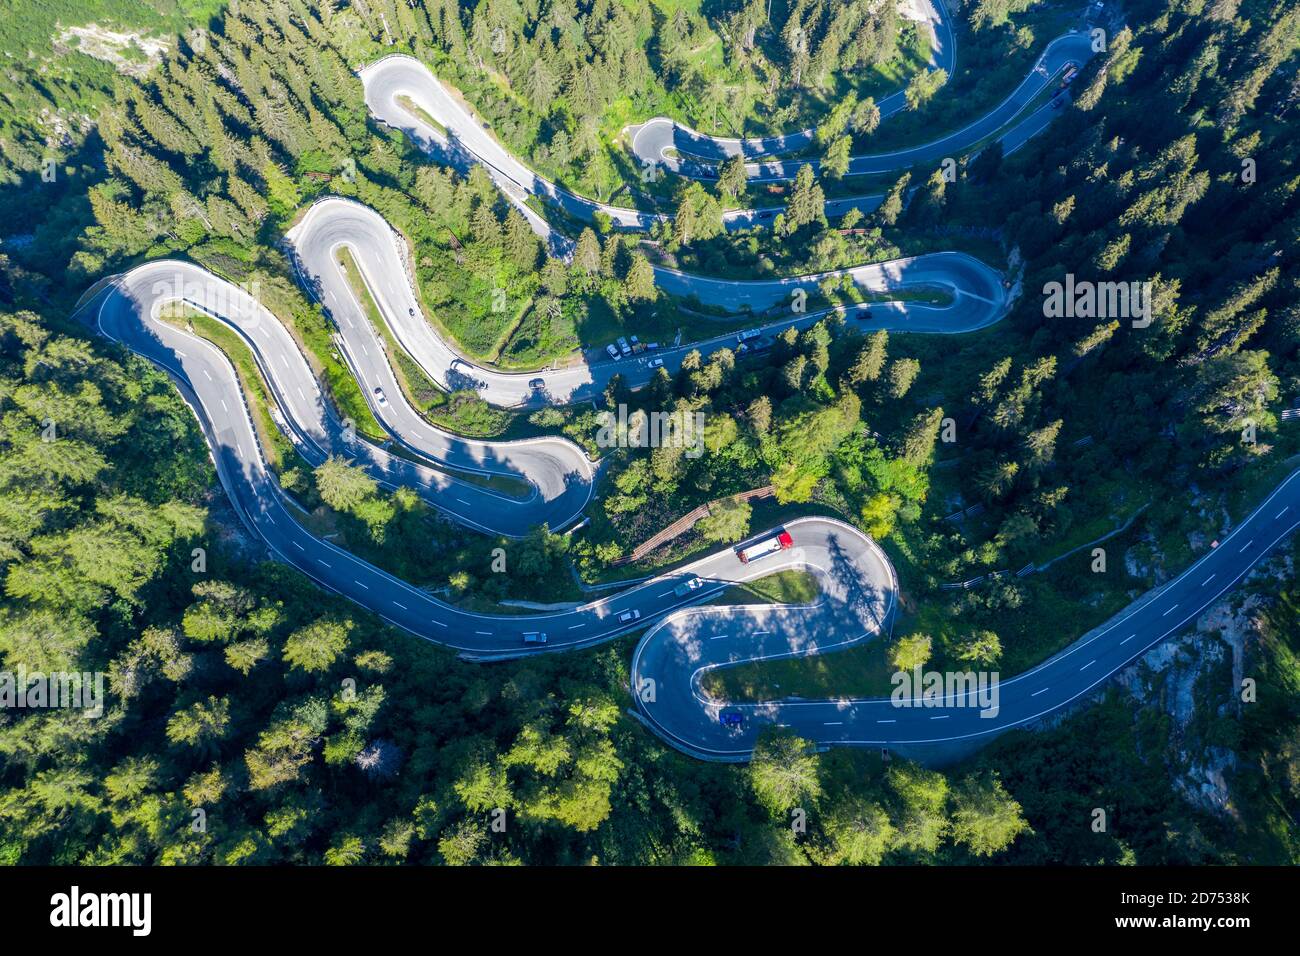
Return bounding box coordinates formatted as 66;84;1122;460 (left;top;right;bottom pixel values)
735;530;794;564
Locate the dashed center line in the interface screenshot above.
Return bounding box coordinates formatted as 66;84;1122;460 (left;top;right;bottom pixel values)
1202;573;1216;586
1080;659;1095;671
393;601;407;610
1031;687;1049;697
1120;634;1135;645
1239;540;1254;553
1162;604;1179;617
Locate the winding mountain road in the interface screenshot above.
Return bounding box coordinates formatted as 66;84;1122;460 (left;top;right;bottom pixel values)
85;8;1297;765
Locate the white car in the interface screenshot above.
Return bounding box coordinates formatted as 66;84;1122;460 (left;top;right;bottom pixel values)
606;344;621;361
673;577;705;597
373;386;388;407
618;609;642;623
648;357;664;369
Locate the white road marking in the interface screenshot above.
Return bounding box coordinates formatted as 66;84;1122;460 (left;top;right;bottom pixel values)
1277;507;1289;519
1080;659;1095;671
475;630;491;635
1162;604;1179;617
1120;634;1135;645
203;369;212;381
1031;687;1049;697
876;719;896;724
393;601;407;610
568;623;584;630
293;541;305;551
823;721;843;726
1239;540;1253;552
355;580;370;590
1202;573;1216;586
318;559;331;568
929;714;950;720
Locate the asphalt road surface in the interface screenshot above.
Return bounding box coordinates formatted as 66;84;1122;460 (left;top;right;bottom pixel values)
629;8;1095;183
89;19;1300;764
632;475;1300;760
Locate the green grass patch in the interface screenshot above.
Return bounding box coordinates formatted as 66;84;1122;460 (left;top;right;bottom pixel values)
334;249;530;496
710;568;821;606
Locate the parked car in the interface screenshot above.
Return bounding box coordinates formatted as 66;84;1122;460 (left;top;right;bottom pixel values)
408;307;415;317
522;632;548;645
606;343;621;360
648;357;664;369
617;336;632;356
618;609;642;623
673;576;705;597
645;342;660;350
528;378;545;390
719;710;744;728
373;386;388;407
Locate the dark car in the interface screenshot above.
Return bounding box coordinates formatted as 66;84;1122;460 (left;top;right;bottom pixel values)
529;378;545;390
719;710;744;728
